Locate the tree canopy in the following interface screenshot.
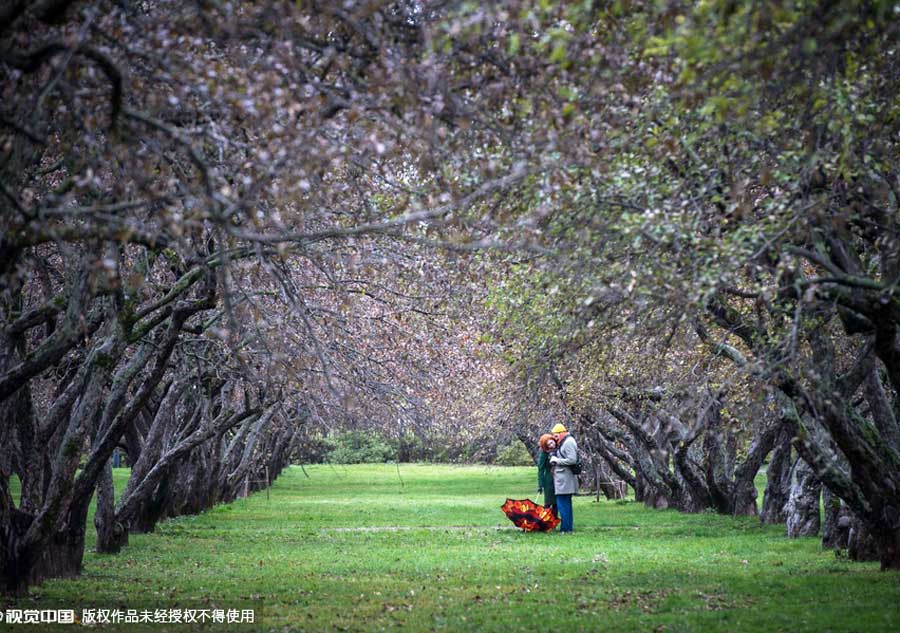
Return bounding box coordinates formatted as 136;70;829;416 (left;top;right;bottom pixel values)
2;0;899;594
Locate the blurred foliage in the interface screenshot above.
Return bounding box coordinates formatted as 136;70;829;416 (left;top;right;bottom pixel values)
495;440;535;467
324;431;397;465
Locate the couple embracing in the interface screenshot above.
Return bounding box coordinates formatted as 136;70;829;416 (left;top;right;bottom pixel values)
537;423;578;534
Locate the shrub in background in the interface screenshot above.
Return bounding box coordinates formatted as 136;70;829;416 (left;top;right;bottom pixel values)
325;431;396;464
495;440;534;466
293;435;330;464
396;431;433;462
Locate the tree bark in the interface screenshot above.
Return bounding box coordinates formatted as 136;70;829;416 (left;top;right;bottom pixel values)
116;407;259;531
847;516;881;562
822;487;848;550
761;427;792;524
94;459;126;553
785;458;821;537
728;421;780;517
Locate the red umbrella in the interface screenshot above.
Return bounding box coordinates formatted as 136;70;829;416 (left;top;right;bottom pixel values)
501;498;560;532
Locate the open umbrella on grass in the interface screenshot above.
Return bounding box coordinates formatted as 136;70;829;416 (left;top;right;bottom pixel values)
501;498;560;532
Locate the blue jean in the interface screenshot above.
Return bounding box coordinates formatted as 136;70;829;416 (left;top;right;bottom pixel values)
556;494;573;532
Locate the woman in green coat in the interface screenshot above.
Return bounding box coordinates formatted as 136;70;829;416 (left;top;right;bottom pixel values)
537;434;558;516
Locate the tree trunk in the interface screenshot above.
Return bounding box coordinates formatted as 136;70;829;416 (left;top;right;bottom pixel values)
700;400;732;513
20;531;84;591
674;438;714;512
847;516;881;562
129;474;171;534
3;507;87;595
821;487;848;550
1;507;32;595
612;408;687;510
591;458;622;499
729;480;759;517
761;429;792;524
94;459;127;553
632;475;646;503
728;420;782;517
515;430;538;466
591;431;638;494
785;458;821;537
877;528;900;570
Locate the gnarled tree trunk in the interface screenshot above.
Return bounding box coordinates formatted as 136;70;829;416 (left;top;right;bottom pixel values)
761;428;792;524
785;458;821;537
847;516;881;562
822;488;849;550
94;459;127;553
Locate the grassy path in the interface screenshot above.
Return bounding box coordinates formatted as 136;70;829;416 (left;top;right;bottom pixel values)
7;464;900;632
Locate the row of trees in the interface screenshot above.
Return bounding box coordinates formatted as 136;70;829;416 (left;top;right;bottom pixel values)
2;0;898;597
477;1;900;568
0;0;509;594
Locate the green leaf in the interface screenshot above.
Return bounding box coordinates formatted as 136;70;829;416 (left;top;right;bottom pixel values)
508;33;521;56
549;41;567;64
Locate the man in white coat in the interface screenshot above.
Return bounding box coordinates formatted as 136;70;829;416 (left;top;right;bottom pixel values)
549;422;578;533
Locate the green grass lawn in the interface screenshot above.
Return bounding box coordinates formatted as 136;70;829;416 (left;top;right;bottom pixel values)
5;464;899;632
